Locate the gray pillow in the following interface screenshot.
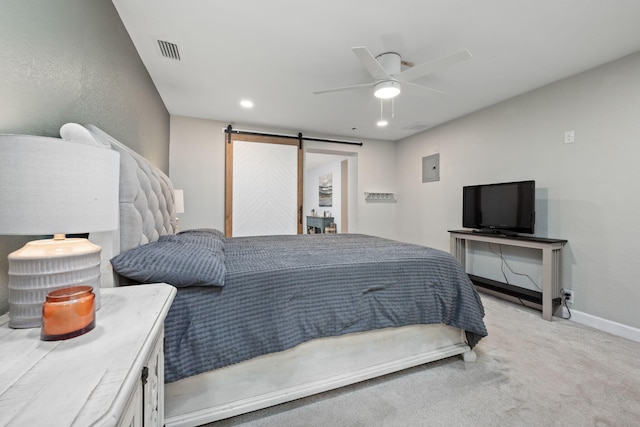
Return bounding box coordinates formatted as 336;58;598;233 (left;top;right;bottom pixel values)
177;228;226;241
110;237;226;288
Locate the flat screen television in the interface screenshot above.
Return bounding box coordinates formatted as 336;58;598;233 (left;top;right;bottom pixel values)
462;180;535;235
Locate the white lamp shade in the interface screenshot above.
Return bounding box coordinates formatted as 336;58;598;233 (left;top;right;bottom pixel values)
174;189;185;214
0;135;120;235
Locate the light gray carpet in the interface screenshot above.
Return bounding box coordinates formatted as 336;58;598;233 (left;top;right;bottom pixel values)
205;294;640;426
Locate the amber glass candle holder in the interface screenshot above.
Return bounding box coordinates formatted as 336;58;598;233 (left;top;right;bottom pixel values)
41;285;95;341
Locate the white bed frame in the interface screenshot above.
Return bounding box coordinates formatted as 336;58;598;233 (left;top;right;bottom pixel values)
63;123;476;427
165;324;474;426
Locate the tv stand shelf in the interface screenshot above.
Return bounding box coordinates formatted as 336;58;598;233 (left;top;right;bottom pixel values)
449;230;567;321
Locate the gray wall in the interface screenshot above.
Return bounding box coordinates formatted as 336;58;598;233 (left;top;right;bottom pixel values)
0;0;170;315
396;52;640;331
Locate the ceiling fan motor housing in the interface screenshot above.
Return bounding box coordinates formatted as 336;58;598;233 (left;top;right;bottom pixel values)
375;52;401;74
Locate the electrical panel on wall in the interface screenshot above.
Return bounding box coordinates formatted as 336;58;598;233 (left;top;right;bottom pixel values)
422;153;440;183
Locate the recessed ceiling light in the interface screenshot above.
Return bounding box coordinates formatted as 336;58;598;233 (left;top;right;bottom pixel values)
377;120;388;127
240;99;254;108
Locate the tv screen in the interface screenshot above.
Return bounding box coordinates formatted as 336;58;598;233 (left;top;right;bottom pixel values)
462;180;535;235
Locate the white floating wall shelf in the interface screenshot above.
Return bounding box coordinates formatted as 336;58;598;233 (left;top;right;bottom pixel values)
364;192;396;203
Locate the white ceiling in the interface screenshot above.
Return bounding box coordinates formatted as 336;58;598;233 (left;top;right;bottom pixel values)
111;0;640;142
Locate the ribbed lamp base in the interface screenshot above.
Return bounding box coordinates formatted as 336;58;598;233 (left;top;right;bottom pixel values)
8;237;102;329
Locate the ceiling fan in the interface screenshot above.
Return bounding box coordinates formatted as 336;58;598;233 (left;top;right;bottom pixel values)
314;46;472;99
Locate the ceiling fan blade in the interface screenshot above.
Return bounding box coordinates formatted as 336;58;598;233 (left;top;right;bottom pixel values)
395;49;471;83
313;82;376;95
405;82;447;97
352;46;391;81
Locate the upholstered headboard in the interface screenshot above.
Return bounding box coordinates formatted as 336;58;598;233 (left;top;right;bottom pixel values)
60;123;177;286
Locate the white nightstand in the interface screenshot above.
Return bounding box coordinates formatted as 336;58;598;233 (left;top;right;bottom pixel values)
0;283;176;426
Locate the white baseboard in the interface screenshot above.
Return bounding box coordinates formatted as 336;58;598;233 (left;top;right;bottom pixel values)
568;309;640;343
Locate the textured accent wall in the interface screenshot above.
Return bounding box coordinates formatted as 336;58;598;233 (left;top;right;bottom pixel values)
0;0;170;315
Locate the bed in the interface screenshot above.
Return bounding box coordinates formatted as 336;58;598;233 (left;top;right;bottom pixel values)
60;123;487;427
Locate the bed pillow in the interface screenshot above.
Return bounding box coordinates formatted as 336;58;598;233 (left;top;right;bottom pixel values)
160;231;226;249
110;237;226;288
177;228;226;241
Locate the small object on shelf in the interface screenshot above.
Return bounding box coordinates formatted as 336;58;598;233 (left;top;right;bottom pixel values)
41;285;95;341
364;192;396;202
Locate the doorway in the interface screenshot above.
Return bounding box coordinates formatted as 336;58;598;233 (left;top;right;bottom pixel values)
304;150;358;234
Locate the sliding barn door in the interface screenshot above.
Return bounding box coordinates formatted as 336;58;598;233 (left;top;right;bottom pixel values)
225;133;303;237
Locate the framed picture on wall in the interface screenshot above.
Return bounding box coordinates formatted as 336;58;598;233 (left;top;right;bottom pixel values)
319;173;332;207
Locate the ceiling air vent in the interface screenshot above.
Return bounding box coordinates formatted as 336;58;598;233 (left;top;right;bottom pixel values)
157;40;181;60
402;122;435;131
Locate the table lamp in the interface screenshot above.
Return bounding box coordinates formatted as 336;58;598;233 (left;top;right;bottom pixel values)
174;189;185;231
0;134;119;328
174;189;185;215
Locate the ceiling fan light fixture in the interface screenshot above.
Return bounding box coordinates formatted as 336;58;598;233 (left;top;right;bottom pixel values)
374;81;400;99
377;119;388;127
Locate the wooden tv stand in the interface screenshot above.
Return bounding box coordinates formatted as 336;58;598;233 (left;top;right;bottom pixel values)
449;230;567;321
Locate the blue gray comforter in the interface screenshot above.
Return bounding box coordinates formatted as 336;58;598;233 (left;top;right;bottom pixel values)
163;234;487;383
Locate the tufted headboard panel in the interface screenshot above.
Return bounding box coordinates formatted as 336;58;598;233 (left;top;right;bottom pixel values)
60;123;177;285
105;134;177;252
